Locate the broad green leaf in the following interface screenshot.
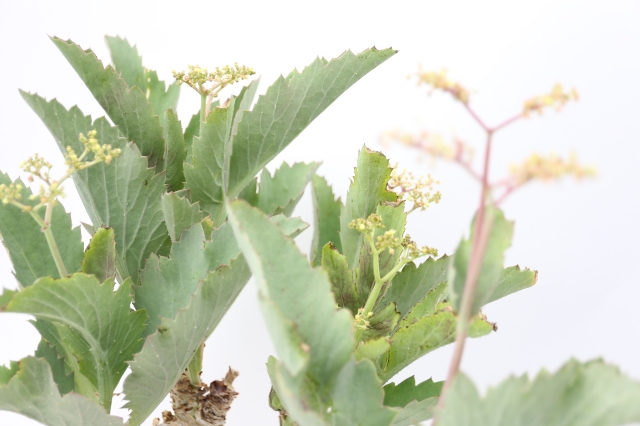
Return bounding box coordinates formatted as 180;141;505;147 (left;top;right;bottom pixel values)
230;79;260;136
383;376;441;408
237;176;258;205
135;224;209;337
487;265;538;305
81;227;116;283
5;273;147;409
321;242;359;315
0;289;18;309
183;112;200;162
34;339;74;395
145;70;180;126
227;48;397;197
163;109;187;191
355;337;391;362
270;214;309;238
380;256;450;321
403;281;448;325
361;302;400;341
255;162;320;216
123;257;251;426
161;192;203;242
0;357;125;426
51;37;165;169
0;361;18;385
30;319;97;403
227;199;353;382
184;102;236;225
449;207;514;314
437;359;640;426
331;360;398;426
340;147;397;269
379;307;494;382
105;35;146;90
20;93;169;284
310;175;342;265
0;172;83;286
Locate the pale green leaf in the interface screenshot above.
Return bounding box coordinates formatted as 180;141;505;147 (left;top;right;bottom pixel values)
230;79;260;136
340;147;397;269
183;112;200;162
255;162;320;216
227;199;353;382
81;227;116;283
0;172;83;286
145;70;180;125
0;361;19;385
379;307;494;382
227;48;397;197
403;281;448;325
123;257;251;426
310;175;342;265
384;376;441;425
321;242;359;315
52;37;165;169
449;207;514;314
0;357;125;426
0;289;18;309
361;302;399;341
270;214;309;238
5;273;147;409
105;35;146;90
487;265;538;305
380;256;450;321
163;109;187;191
161;193;203;242
34;339;74;395
355;337;391;362
20;93;169;284
437;359;640;426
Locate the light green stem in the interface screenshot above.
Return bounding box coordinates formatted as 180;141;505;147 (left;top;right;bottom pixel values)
187;342;204;387
200;93;207;122
29;207;68;278
353;236;384;344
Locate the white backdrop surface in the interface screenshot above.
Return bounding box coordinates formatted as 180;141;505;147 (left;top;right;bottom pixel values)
1;0;639;424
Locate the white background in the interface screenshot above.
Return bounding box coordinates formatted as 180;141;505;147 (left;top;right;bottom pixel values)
1;1;639;424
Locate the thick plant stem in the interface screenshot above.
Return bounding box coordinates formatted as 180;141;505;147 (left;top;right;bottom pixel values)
436;131;494;417
201;93;207;122
29;206;68;278
187;343;204;387
353;237;383;344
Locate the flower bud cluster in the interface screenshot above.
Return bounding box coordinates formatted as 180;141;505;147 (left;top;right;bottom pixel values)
0;183;23;205
388;166;441;213
20;154;53;182
172;63;255;96
413;68;470;104
509;152;596;185
354;308;373;330
402;234;438;259
375;230;402;254
74;130;121;167
523;84;579;117
349;213;384;236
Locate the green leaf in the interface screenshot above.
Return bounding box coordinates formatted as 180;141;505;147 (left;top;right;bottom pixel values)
310;175;342;265
81;227;116;283
184;102;236;224
487;265;538;305
340;147;397;269
321;242;359;315
51;37;165;169
0;357;125;425
403;281;448;325
230;79;260;136
105;35;146;90
355;337;391;362
0;361;19;385
361;302;400;341
379;307;494;382
228;200;395;425
163;109;187;191
0;289;18;309
34;339;74;395
270;214;309;239
0;172;84;286
123;257;251;426
184;112;200;162
383;376;441;408
449;207;514;314
20;93;169;285
437;359;640;426
384;376;441;426
255;162;320;216
161;192;203;243
380;256;450;321
227;48;396;197
5;273;147;410
135;224;209;338
145;70;180;125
